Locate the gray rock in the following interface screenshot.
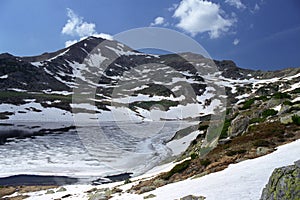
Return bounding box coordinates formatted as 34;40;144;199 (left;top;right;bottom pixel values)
256;147;272;156
57;187;67;192
228;115;249;137
88;192;109;200
295;160;300;168
180;194;206;200
260;162;300;200
46;189;55;194
143;194;156;199
139;186;156;194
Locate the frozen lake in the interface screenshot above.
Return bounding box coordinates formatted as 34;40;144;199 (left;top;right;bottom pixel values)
0;120;196;184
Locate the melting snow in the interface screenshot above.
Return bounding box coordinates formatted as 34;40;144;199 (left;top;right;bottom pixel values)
0;74;8;79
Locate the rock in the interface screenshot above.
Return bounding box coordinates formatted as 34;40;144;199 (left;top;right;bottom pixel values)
279;104;291;115
138;186;156;194
152;179;167;187
228;115;249;137
180;194;206;200
260;161;300;200
46;189;55;194
61;194;72;198
280;115;293;124
143;194;156;199
57;187;67;192
88;192;109;200
111;187;122;194
256;147;272;156
295;160;300;168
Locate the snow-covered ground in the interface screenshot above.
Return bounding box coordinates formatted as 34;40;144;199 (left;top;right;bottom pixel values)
112;139;300;200
7;139;299;200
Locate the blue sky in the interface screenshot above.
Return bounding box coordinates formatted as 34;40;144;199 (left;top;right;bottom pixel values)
0;0;299;70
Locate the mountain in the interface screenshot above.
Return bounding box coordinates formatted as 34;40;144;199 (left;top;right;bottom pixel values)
1;36;300;199
1;36;299;123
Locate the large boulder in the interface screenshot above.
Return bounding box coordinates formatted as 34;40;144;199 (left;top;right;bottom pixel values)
260;160;300;200
228;115;249;137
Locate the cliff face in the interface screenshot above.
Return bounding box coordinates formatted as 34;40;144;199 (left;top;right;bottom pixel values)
260;160;300;200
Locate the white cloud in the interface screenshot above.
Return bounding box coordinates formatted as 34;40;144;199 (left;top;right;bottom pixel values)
253;3;260;12
173;0;235;38
225;0;246;10
92;33;113;41
233;38;240;45
62;8;113;47
168;3;178;12
62;8;96;37
150;17;165;26
65;40;78;48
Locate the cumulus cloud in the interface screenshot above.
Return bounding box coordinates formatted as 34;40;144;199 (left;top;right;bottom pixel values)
65;40;78;48
62;8;96;37
150;17;165;26
62;8;113;47
252;3;260;13
168;3;178;12
233;38;240;45
225;0;246;10
173;0;235;38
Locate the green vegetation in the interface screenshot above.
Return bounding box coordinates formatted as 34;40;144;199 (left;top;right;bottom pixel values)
291;88;300;94
292;115;300;125
226;149;247;156
253;139;270;147
240;98;255;110
137;84;173;97
129;100;178;111
220;118;231;139
124;178;132;184
162;160;191;180
144;194;156;199
262;109;278;118
190;153;197;160
255;95;269;101
283;101;293;106
0;91;71;101
249;117;265;124
200;159;211;167
191;139;197;145
273;92;291;99
198;124;209;131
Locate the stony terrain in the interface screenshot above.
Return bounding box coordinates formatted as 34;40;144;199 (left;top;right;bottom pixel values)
260;160;300;200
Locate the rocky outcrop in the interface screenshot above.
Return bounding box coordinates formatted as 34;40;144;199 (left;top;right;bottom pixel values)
260;160;300;200
180;194;206;200
228;115;249;137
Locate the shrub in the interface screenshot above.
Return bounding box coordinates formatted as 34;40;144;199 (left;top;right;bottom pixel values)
291;88;300;94
249;118;265;124
226;149;247;156
191;139;197;145
190;153;197;160
262;109;278;118
220;118;231;139
124;178;131;184
198;124;209;131
273;92;291;99
292;115;300;125
240;99;255;110
253;139;270;147
163;160;191;180
283;101;292;106
255;96;268;101
200;159;211;167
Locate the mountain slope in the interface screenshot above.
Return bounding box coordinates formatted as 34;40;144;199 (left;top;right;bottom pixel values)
0;36;299;123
